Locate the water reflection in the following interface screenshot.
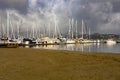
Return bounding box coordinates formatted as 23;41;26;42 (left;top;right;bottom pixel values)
30;43;120;54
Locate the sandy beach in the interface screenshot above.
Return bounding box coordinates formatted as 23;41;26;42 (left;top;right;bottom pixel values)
0;48;120;80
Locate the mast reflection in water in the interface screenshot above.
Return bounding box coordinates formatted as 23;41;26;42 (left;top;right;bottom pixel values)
30;43;120;54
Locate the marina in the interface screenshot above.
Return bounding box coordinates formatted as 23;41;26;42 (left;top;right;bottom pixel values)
0;29;120;52
0;10;120;49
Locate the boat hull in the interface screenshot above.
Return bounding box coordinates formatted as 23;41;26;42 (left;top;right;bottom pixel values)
0;43;18;48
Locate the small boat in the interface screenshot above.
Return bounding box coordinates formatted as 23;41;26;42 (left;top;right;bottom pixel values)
36;37;60;45
57;37;67;44
22;38;36;46
116;40;120;43
0;37;18;48
66;39;76;44
79;38;94;44
106;39;116;45
0;43;18;48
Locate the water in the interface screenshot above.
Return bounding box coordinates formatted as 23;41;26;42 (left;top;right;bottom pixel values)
31;43;120;54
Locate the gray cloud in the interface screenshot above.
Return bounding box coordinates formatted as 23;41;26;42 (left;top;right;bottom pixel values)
0;0;28;13
0;0;120;35
85;0;120;2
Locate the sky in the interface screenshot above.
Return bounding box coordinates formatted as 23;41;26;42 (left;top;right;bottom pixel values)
0;0;120;34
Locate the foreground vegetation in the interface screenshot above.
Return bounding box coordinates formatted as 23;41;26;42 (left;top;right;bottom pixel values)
0;48;120;80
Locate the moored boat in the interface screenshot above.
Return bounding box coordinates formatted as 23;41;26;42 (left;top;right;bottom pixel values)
0;37;18;48
66;39;76;44
106;39;116;45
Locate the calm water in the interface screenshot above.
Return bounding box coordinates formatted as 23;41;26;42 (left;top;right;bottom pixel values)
31;43;120;54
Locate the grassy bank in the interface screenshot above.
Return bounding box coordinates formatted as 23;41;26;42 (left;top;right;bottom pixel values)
0;48;120;80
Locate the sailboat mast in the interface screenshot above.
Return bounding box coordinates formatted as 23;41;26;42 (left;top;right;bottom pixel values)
35;23;38;38
32;23;35;39
89;28;91;39
68;19;71;39
27;26;29;38
54;20;57;38
7;11;10;37
17;22;19;38
75;20;78;39
71;18;74;39
48;23;51;37
44;24;46;37
82;19;84;39
2;24;5;36
10;18;14;39
39;27;41;38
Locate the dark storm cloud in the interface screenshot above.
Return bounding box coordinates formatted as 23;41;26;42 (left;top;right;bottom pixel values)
0;0;28;13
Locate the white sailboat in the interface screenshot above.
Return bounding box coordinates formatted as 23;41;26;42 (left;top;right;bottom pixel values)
36;21;61;45
106;39;116;45
79;19;94;43
66;18;76;44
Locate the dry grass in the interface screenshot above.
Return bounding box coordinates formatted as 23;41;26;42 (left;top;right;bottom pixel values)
0;48;120;80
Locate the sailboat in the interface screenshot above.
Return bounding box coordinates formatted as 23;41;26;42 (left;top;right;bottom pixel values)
36;22;61;45
79;20;94;43
0;35;19;48
0;11;19;48
106;39;116;45
66;18;76;44
116;40;120;43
